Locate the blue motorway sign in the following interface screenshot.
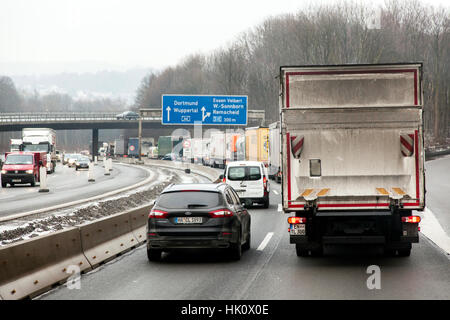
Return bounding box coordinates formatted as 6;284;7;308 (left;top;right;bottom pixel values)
162;95;247;125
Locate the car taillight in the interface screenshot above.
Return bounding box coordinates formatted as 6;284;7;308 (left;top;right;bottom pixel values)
287;217;307;224
222;177;226;183
149;209;168;219
402;216;421;223
263;176;267;189
209;209;233;218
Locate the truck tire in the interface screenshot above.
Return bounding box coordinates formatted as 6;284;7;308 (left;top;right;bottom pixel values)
296;244;309;257
397;248;411;257
1;182;6;188
147;248;162;262
311;245;323;257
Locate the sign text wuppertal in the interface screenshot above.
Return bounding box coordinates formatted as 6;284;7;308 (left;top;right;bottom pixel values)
162;95;248;125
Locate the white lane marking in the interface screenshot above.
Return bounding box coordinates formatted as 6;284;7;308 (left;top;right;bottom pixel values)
273;190;279;195
277;204;283;212
419;207;450;254
257;232;274;251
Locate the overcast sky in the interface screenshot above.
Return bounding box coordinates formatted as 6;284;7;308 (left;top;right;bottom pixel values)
1;0;448;75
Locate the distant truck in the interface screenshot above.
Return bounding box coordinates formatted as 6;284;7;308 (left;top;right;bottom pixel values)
22;128;56;174
280;63;425;257
10;139;22;152
114;139;126;157
245;127;269;165
157;136;183;159
268;122;281;182
210;131;226;168
1;152;47;187
128;138;140;158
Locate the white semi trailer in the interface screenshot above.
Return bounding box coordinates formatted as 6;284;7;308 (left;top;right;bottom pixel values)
22;128;57;173
280;63;425;257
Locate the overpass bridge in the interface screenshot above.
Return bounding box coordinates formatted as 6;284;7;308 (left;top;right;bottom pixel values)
0;109;266;156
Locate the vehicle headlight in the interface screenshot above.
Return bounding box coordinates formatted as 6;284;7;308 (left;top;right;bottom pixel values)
1;170;7;174
26;169;33;174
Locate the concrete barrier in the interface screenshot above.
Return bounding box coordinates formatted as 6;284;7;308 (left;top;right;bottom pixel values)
79;211;138;268
0;227;90;300
129;204;153;244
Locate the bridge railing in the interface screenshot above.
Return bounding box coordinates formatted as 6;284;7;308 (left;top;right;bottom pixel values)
0;112;161;123
0;110;265;124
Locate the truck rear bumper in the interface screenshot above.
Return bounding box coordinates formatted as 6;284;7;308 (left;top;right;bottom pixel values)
290;235;418;244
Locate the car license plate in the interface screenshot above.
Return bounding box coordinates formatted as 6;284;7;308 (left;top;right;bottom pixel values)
290;224;305;235
176;217;203;224
12;179;21;183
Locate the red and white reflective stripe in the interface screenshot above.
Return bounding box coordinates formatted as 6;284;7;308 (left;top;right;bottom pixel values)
290;135;304;159
400;133;414;157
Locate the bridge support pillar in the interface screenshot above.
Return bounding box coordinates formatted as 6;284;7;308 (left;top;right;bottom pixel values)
92;128;99;159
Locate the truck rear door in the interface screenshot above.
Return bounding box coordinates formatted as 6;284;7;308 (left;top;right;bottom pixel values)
280;64;425;211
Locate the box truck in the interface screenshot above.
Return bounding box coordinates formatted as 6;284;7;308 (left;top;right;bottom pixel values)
22;128;56;174
280;63;425;257
245;127;269;165
268;122;281;183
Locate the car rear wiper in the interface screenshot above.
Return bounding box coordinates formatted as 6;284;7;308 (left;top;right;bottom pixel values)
187;204;208;208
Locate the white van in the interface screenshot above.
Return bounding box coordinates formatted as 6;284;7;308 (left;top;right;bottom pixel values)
223;161;270;208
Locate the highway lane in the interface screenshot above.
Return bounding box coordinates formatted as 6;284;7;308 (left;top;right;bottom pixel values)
0;162;150;217
40;159;450;300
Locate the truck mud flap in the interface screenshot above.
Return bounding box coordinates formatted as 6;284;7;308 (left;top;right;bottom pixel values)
322;236;386;244
0;227;91;300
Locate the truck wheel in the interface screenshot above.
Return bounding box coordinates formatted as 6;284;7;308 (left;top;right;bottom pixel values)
1;182;6;188
296;244;309;257
397;248;411;257
311;245;323;257
147;248;162;262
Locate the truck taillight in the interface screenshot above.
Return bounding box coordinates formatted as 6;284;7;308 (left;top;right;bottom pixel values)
209;209;233;218
149;209;168;219
287;217;307;224
402;216;421;223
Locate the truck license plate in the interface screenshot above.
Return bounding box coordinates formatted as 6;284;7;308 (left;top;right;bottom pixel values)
176;217;203;224
290;224;305;235
12;179;21;183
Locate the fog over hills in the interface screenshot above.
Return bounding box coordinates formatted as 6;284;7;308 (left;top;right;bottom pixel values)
10;67;154;103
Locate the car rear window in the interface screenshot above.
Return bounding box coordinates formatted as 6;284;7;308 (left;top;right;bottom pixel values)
157;191;222;209
228;166;261;181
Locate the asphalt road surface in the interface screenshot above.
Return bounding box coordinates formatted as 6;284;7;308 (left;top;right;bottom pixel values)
39;158;450;300
0;162;150;217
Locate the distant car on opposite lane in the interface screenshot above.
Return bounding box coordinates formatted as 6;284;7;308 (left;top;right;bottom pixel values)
116;111;139;120
146;183;251;261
